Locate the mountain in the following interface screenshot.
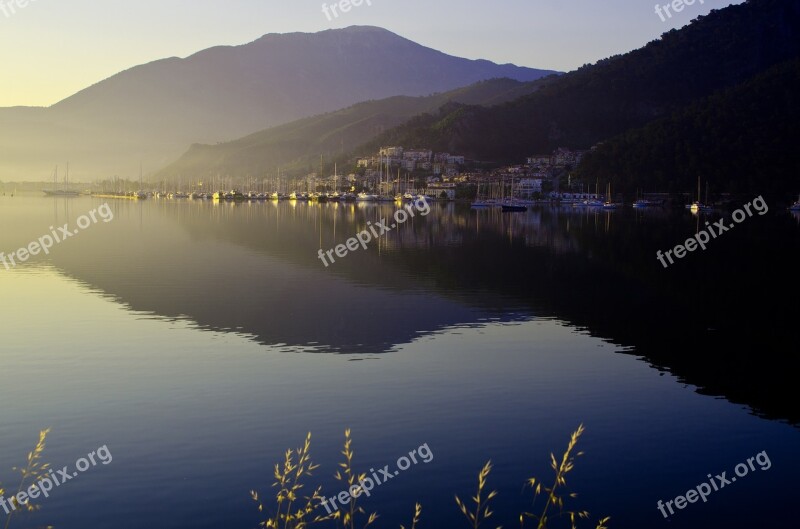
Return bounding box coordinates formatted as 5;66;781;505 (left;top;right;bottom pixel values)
155;78;550;181
0;26;557;181
576;58;800;198
360;0;800;188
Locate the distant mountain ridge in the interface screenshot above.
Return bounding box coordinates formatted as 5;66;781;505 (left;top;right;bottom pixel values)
156;78;550;180
0;26;557;180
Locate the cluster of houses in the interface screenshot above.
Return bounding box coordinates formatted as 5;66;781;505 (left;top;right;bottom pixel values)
345;146;592;199
357;147;466;176
475;147;591;198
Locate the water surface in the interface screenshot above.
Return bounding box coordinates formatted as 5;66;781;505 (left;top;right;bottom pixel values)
1;195;797;529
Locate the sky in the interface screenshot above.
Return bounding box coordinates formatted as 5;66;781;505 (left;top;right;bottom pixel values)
0;0;743;108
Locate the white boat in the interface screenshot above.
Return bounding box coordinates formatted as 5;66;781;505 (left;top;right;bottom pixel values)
575;199;604;208
357;192;378;201
602;182;618;209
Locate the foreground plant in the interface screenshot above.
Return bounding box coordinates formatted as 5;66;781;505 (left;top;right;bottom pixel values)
253;426;607;529
455;461;500;529
400;503;422;529
1;428;52;529
332;429;378;529
251;432;331;529
521;425;609;529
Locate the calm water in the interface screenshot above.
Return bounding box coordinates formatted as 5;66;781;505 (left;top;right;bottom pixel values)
1;195;798;529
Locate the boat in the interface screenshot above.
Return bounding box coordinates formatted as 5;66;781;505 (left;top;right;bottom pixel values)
686;176;713;212
602;182;618;209
218;190;245;201
471;182;494;208
501;177;527;212
688;201;713;213
632;189;660;208
43;189;81;197
789;195;800;211
357;192;378;201
574;199;604;208
573;181;603;208
43;164;81;196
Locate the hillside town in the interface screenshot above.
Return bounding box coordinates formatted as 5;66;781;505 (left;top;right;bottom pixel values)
340;145;595;201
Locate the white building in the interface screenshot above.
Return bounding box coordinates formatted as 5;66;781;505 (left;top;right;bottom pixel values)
517;178;543;196
404;150;433;162
379;146;404;158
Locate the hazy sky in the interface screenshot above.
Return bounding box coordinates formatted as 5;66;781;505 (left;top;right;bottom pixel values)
0;0;742;107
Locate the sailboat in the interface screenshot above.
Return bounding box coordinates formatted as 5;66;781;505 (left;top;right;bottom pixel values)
394;168;404;202
602;182;618;209
501;177;527;212
632;188;658;208
687;176;713;212
471;181;492;208
376;155;394;201
329;164;341;201
358;158;377;201
134;163;148;199
576;180;604;207
43;164;81;196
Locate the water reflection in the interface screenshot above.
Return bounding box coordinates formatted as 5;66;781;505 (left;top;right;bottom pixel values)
2;196;798;422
